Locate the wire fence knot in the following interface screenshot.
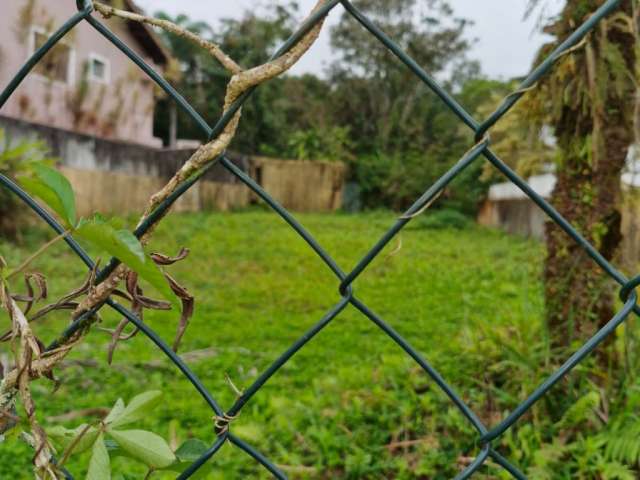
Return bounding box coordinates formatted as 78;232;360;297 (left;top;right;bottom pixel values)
619;274;640;303
214;413;238;436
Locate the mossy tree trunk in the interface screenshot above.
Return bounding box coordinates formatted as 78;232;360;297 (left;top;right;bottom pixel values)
543;0;636;358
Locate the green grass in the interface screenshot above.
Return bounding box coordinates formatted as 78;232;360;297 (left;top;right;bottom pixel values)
0;210;545;479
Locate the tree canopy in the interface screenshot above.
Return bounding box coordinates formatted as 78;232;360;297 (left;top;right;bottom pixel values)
152;1;509;212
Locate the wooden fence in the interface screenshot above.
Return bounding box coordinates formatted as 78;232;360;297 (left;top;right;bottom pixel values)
62;157;347;217
1;115;347;216
251;156;347;212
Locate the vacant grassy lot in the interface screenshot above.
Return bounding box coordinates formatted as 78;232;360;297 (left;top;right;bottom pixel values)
0;211;544;479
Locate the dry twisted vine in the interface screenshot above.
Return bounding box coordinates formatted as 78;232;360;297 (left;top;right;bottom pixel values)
69;0;330;317
0;0;331;408
1;283;58;478
92;2;242;75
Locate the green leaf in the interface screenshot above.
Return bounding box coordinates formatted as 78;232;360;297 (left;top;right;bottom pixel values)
556;390;601;428
109;391;162;429
47;424;99;455
20;178;67;224
109;429;176;468
22;163;76;228
0;137;52;164
115;230;145;263
104;398;125;425
104;437;158;475
175;438;209;462
2;142;39;162
104;438;134;460
87;433;110;480
155;438;210;477
76;217;177;305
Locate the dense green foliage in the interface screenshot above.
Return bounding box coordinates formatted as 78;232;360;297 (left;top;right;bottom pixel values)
152;1;504;213
525;0;637;355
3;212;640;478
0;129;57;240
5;162;176;307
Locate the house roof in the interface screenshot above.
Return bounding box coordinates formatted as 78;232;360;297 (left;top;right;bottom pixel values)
121;0;170;66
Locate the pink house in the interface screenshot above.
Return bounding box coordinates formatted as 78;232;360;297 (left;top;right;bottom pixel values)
0;0;169;147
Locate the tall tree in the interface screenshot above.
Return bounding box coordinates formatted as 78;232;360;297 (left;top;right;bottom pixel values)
216;2;306;153
153;3;303;149
328;0;484;209
329;0;475;155
151;1;491;212
527;0;637;356
153;12;224;144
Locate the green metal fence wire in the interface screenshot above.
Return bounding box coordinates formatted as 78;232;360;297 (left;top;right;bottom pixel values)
0;0;636;478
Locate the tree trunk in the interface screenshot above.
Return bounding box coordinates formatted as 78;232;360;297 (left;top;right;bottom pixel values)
544;0;635;358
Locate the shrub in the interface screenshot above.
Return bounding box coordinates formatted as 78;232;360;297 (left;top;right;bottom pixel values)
353;151;489;214
0;129;56;241
285;125;355;163
415;208;472;230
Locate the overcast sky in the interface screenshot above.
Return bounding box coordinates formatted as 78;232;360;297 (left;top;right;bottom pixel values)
135;0;563;79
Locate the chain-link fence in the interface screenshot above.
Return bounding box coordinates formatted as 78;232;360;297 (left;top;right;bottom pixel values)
0;0;636;478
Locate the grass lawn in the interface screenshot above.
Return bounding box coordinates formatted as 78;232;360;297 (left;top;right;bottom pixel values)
0;210;544;479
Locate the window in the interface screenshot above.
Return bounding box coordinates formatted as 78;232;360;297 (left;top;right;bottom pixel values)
31;29;73;84
88;54;110;83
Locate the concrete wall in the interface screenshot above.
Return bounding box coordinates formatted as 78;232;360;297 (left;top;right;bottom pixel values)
1;116;348;216
0;0;162;146
478;196;640;271
620;191;640;271
0;114;251;216
478;199;548;239
59;166;251;216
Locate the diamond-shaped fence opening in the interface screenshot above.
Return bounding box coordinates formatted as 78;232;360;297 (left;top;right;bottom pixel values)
0;0;637;478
